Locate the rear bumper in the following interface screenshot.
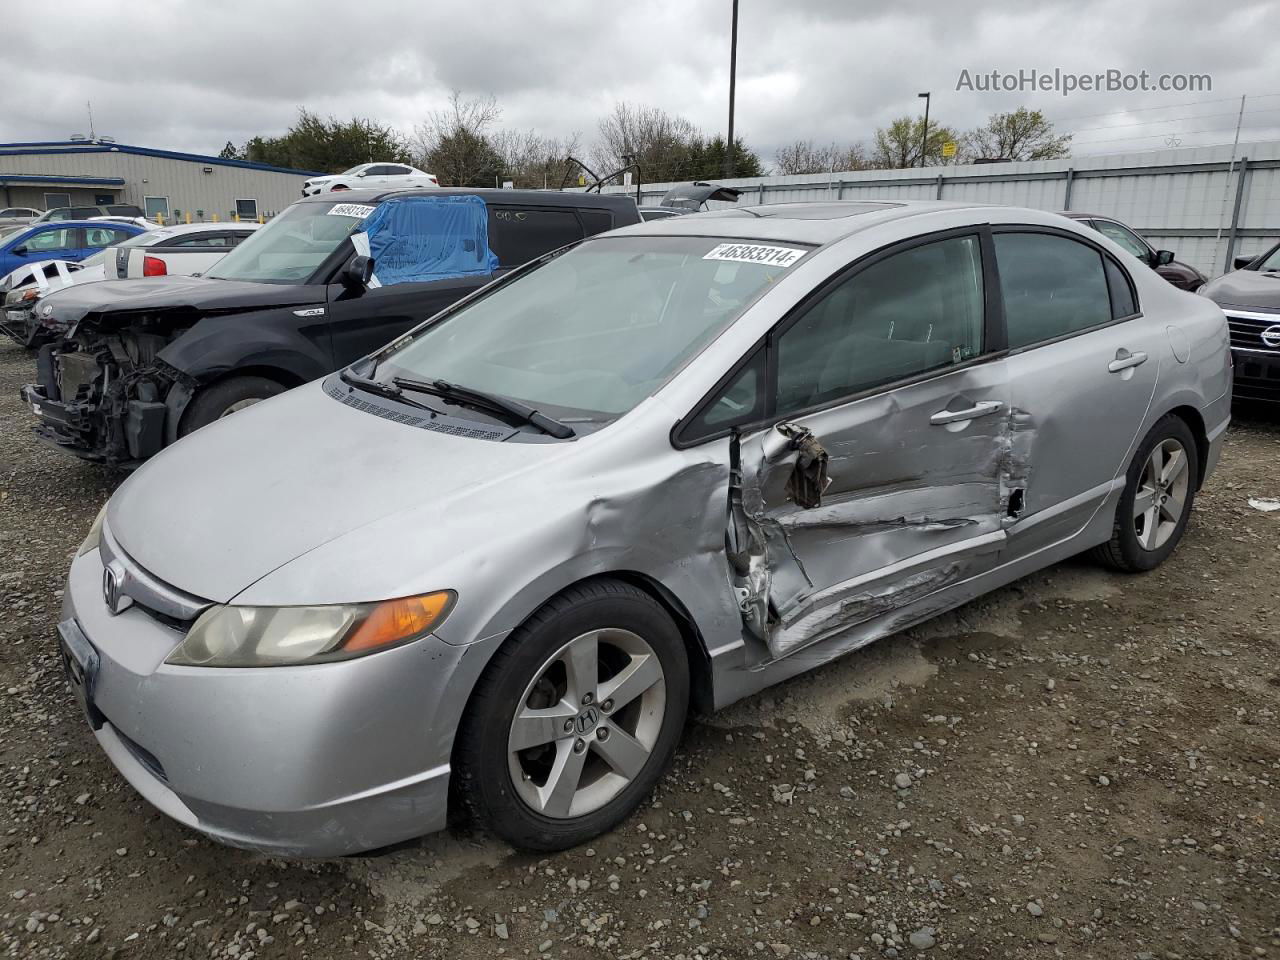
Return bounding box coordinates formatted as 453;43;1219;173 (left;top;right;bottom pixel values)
1230;348;1280;403
60;545;498;857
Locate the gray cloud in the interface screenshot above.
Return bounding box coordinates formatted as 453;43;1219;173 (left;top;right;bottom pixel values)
2;0;1276;169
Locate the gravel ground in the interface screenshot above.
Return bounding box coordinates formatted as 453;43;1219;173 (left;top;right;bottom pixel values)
1;337;1277;960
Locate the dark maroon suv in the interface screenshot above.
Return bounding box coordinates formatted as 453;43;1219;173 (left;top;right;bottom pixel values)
1061;212;1206;291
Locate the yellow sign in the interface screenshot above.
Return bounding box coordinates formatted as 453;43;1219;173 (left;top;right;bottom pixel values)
942;141;957;158
578;174;587;186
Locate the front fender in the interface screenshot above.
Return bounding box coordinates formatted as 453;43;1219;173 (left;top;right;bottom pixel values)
157;309;332;385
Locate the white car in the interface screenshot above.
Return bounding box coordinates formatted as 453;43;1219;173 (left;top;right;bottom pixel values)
302;162;440;196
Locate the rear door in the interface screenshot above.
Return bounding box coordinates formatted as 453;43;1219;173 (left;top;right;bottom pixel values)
712;229;1011;660
995;227;1160;557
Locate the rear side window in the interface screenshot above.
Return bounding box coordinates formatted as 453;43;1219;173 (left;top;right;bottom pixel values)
995;233;1113;349
1104;257;1138;318
85;227;132;248
169;234;233;248
107;205;144;217
775;234;985;415
579;210;614;237
488;207;585;267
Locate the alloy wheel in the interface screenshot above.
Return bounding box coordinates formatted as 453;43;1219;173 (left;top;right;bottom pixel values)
507;628;666;819
218;398;263;418
1133;437;1190;551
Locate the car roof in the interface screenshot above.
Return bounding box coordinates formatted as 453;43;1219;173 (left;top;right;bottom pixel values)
607;199;1030;246
1058;211;1126;222
20;219;144;230
295;186;638;212
149;221;259;234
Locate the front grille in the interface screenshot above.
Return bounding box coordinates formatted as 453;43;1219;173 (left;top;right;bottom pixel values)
1225;312;1280;354
322;376;509;440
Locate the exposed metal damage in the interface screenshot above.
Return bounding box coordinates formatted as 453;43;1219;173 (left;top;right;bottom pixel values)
726;403;1037;662
25;312;195;463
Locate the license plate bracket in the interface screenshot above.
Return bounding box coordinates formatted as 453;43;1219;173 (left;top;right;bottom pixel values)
57;620;104;729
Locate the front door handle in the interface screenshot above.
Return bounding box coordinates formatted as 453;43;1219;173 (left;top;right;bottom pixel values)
1108;350;1148;373
930;400;1003;425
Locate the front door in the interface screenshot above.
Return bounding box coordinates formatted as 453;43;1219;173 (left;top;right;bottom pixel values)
728;230;1011;661
325;277;490;366
994;228;1160;557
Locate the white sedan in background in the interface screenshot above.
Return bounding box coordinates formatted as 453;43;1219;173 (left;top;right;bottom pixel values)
302;162;440;196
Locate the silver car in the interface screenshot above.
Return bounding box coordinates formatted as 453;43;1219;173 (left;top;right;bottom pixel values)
58;200;1232;856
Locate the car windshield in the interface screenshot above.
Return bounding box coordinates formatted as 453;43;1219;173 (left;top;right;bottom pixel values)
337;165;366;176
376;235;809;420
1256;247;1280;272
204;201;371;284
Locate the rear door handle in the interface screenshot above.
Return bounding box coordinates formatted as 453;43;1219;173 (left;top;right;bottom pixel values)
930;400;1003;425
1108;350;1148;373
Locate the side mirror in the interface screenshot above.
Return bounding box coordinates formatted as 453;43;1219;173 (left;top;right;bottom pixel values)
356;171;367;178
11;245;27;256
341;255;374;289
1154;250;1176;267
1233;255;1255;271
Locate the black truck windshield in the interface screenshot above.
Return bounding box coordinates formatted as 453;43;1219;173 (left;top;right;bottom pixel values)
204;201;372;284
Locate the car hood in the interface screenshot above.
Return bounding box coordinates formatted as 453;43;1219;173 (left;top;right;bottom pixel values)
1202;270;1280;311
44;274;321;329
106;380;577;604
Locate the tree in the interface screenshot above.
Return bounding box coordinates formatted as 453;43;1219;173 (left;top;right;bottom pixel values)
492;128;581;189
218;140;241;160
413;92;505;187
962;107;1071;162
591;103;763;184
774;139;870;175
242;109;411;171
871;115;959;169
686;135;764;180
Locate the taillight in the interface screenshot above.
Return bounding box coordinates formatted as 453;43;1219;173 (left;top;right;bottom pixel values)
143;256;167;276
429;176;438;184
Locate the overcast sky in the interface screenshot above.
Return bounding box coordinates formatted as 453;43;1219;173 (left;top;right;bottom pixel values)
4;0;1278;168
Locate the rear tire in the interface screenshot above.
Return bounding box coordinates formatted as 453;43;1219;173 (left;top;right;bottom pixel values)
453;579;689;852
180;376;285;436
1091;415;1198;572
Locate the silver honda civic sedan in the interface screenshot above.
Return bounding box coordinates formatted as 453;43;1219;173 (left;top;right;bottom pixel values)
57;200;1232;856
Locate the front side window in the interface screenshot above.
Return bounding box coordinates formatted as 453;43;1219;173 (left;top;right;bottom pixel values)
205;200;370;284
377;236;807;419
23;227;76;252
775;234;985;415
995;232;1113;349
488;207;585;267
170;233;233;248
1093;220;1151;262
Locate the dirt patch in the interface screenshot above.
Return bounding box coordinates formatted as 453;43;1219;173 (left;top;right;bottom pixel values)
1;338;1277;959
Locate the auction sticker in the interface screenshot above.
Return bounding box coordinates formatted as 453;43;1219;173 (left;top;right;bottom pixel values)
703;243;805;267
327;203;376;220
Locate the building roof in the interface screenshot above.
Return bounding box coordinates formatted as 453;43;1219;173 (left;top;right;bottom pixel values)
296;186;642;211
0;141;321;177
0;174;126;188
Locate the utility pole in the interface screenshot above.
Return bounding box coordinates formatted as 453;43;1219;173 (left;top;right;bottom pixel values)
917;92;931;168
1212;94;1248;271
725;0;739;179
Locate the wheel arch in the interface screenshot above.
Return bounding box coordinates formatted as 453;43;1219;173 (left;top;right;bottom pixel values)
1162;403;1209;490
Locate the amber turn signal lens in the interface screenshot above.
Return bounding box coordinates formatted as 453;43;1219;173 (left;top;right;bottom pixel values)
341;591;455;652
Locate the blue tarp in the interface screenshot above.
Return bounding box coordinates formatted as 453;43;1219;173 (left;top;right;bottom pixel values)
358;194;498;286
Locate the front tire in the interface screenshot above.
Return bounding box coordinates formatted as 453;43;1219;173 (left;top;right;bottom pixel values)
1092;415;1198;572
453;579;689;851
180;376;285;436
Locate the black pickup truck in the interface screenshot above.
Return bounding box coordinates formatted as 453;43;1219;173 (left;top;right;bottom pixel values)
21;187;639;466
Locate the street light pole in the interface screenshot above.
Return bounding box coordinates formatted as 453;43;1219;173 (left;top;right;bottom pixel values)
725;0;739;179
918;92;931;168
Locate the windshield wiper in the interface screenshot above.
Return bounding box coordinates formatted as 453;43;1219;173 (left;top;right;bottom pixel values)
392;376;576;439
339;368;436;413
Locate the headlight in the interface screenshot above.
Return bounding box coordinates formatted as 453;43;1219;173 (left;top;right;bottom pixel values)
77;504;108;558
165;591;455;667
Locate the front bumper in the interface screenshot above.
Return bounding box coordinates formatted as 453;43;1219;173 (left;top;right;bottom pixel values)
1230;348;1280;403
21;381;116;462
60;546;497;857
0;306;46;348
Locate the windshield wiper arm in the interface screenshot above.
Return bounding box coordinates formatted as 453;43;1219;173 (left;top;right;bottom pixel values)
392;377;576;439
339;368;435;413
